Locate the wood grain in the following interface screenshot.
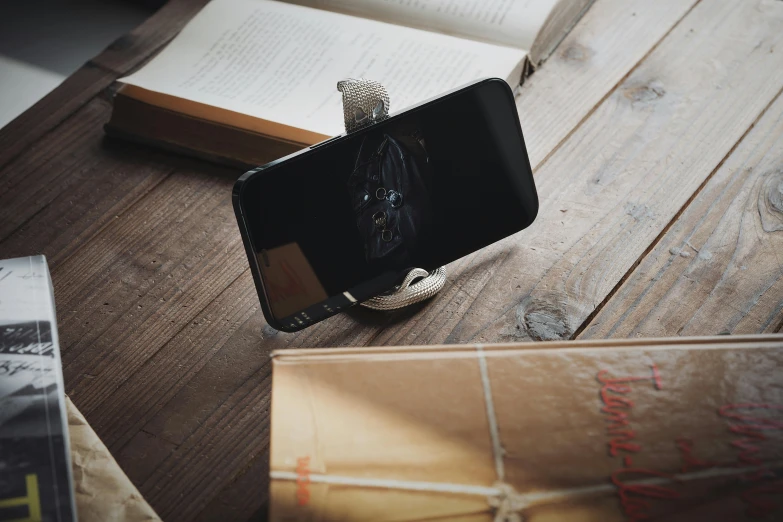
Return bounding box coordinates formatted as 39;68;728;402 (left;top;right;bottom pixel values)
55;167;242;407
369;0;783;347
193;453;269;522
0;98;178;265
46;0;696;437
99;271;264;452
517;0;698;168
580;91;783;339
59;0;710;519
3;0;783;520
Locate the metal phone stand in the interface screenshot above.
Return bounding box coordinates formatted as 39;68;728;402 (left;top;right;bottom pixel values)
337;78;446;311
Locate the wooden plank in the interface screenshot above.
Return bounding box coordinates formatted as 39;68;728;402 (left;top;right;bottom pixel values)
53;0;695;426
0;0;207;172
104;350;272;522
579;91;783;339
66;1;705;519
517;0;698;168
368;0;783;347
140;354;272;522
93;271;265;451
192;454;269;522
104;273;275;520
55;167;242;410
104;274;277;521
0;98;178;264
244;0;705;351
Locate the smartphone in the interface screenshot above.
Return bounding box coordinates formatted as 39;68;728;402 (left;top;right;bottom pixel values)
233;78;538;332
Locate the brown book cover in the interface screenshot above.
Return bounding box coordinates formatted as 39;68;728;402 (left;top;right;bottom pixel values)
105;93;304;170
269;335;783;521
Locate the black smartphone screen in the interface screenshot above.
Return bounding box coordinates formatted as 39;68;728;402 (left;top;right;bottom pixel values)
236;79;537;331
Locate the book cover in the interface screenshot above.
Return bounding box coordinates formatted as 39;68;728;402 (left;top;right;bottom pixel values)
269;336;783;521
0;256;77;522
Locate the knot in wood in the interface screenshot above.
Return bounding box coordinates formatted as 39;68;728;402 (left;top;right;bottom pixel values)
758;168;783;233
516;297;572;342
561;43;592;63
623;81;666;104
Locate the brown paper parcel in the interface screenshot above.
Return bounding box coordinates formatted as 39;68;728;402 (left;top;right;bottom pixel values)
269;335;783;521
67;397;161;522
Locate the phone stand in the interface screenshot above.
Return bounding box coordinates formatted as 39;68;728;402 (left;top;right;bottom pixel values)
337;78;446;311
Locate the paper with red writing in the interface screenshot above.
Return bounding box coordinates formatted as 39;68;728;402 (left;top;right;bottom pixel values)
269;335;783;521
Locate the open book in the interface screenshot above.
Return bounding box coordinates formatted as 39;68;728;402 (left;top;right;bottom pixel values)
106;0;594;167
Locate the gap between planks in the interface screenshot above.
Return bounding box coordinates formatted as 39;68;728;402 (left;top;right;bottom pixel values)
572;83;783;340
528;0;703;174
580;88;783;339
372;0;783;347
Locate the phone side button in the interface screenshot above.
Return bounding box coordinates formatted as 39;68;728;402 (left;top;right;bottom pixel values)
310;136;341;149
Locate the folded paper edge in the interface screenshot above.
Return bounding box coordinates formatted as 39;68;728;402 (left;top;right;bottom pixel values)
66;397;162;522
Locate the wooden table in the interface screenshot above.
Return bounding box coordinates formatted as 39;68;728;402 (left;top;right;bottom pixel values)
2;0;782;519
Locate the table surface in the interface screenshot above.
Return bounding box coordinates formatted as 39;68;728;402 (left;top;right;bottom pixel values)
2;0;783;520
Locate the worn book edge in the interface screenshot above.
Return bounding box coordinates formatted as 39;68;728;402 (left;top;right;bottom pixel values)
271;334;783;361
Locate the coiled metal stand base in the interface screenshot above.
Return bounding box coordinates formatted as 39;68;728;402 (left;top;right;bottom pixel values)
360;266;446;311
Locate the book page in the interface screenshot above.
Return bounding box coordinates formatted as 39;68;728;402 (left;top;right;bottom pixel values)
118;0;526;141
285;0;560;50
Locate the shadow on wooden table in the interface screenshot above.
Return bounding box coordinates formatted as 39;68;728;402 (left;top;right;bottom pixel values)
345;298;432;327
101;133;247;181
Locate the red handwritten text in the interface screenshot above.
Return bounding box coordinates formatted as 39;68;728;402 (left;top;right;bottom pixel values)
295;456;311;506
719;403;783;517
611;468;681;522
674;437;718;474
598;365;662;460
599;364;783;520
598;365;666;520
